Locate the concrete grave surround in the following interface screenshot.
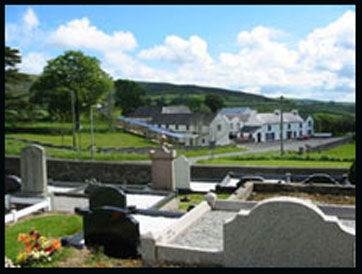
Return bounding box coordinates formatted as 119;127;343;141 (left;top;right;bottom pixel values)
223;197;355;267
20;145;48;197
149;145;177;191
174;155;191;190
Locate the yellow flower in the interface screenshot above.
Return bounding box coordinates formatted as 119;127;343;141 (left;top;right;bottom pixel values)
17;233;27;242
16;252;27;263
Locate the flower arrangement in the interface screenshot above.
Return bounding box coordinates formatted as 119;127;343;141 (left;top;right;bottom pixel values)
16;230;61;267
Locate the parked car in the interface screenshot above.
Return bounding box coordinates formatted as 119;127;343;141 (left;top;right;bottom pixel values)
297;135;310;140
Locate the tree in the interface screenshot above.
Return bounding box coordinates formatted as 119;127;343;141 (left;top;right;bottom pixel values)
30;51;114;129
5;46;22;85
114;79;146;115
204;94;225;113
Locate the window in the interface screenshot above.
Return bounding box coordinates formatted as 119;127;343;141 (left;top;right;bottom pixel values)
202;138;205;144
308;120;312;127
267;125;272;131
186;125;190;131
300;123;303;128
175;124;179;130
230;123;234;130
288;124;291;129
236;122;240;129
217;124;222;131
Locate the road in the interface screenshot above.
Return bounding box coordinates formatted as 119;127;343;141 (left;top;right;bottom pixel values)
189;137;345;164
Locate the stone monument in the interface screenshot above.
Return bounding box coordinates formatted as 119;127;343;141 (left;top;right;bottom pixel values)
174;155;191;190
19;145;48;197
149;135;177;191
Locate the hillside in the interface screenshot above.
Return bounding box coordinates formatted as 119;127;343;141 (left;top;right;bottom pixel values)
5;73;355;119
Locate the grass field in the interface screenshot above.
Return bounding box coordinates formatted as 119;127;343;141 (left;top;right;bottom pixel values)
197;142;355;168
177;193;230;211
5;214;82;264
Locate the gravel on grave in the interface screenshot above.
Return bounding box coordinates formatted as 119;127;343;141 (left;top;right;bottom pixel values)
170;210;237;250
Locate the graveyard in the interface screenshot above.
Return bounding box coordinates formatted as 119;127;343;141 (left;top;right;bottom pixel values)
4;136;355;267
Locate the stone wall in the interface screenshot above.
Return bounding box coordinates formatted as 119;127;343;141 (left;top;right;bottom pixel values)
190;164;349;180
308;136;353;153
5;155;349;184
5;155;151;185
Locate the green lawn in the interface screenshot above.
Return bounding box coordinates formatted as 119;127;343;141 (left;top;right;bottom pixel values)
197;142;355;168
5;139;150;161
5;214;82;263
178;193;230;211
179;146;246;158
6;131;158;149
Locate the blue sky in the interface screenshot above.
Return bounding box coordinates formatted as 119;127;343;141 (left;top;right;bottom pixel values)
5;5;355;102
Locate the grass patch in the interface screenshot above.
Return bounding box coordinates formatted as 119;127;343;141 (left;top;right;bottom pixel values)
179;146;246;158
197;143;355;168
6;131;158;149
5;214;82;263
5;139;150;161
178;193;230;211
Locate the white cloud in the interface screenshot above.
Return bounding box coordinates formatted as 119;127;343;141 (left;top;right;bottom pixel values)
138;35;213;65
23;8;39;29
19;52;50;74
48;18;137;52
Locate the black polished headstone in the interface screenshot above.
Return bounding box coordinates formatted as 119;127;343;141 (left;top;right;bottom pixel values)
89;185;127;209
5;175;22;194
82;206;140;258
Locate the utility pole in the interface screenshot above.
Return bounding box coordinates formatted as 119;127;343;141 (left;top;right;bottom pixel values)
280;95;284;156
90;106;95;160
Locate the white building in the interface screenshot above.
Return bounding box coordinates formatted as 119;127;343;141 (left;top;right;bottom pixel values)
222;109;314;143
127;105;230;147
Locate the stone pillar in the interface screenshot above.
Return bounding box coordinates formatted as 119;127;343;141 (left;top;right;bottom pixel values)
19;145;48;197
174;155;190;190
149;135;177;191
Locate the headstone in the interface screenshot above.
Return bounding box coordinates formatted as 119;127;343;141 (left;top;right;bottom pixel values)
298;146;304;155
19;145;48;197
204;192;217;208
149;135;177;191
174;155;190;190
5;175;22;194
285;173;292;184
89;185;127;209
223;197;355;267
302;173;339;185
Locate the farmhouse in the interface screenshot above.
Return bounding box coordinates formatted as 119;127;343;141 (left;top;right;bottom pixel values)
233;109;314;143
127;105;230;146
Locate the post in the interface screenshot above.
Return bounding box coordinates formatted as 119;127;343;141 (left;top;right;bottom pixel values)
280;95;284;156
90;106;95;160
70;90;77;150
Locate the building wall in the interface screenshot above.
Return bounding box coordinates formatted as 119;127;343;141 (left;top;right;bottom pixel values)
251;122;306;143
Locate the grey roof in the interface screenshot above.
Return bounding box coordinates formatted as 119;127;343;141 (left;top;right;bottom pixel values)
257;112;304;124
219;107;251;115
226;112;251;123
127;106;162;118
151;113;217;126
162;105;191;114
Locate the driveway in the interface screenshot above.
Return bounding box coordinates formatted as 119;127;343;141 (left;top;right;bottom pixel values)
189;137;345;164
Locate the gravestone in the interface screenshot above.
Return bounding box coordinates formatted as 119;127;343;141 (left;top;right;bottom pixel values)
223;197;355;267
76;185;140;258
19;145;48;197
149;135;177;191
5;175;22;194
89;185;127;209
174;155;190;190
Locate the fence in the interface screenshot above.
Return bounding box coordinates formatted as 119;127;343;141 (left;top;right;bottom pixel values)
5;199;51;224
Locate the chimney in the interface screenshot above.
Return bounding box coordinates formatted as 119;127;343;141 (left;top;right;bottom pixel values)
291;109;298;116
274;109;281;116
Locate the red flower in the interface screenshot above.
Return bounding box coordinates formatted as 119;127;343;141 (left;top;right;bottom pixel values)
44;247;53;253
29;230;35;236
33;242;40;249
35;233;41;239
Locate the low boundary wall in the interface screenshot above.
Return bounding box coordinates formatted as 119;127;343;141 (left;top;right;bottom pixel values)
5;155;349;184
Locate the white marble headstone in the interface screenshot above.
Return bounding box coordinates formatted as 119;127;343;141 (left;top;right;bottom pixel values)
174;155;190;190
223;197;355;267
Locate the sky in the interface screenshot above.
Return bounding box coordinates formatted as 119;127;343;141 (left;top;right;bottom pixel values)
5;5;356;102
